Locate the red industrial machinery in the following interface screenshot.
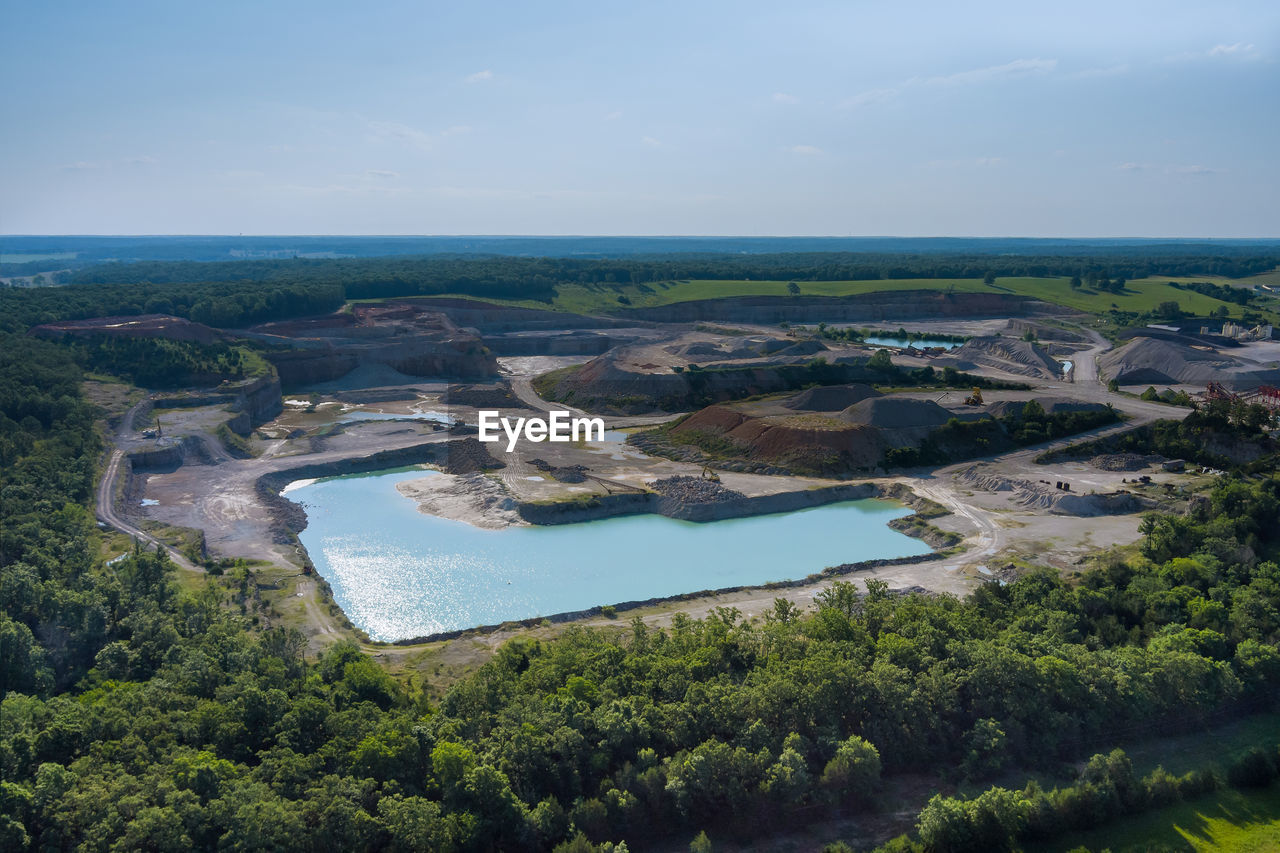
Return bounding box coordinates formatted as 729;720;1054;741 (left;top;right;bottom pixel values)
1242;385;1280;410
1202;382;1280;410
1204;381;1237;402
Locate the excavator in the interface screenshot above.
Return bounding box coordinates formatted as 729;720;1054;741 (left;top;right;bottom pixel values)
963;387;984;406
700;466;721;483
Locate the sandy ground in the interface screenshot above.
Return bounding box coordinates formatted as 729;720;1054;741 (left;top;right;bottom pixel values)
397;472;522;528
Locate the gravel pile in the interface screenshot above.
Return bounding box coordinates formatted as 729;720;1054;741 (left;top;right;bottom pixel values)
528;459;589;483
784;383;881;412
1090;453;1158;472
440;438;506;474
650;475;746;503
446;383;535;409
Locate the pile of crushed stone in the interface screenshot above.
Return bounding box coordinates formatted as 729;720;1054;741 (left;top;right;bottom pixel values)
649;475;746;503
784;384;882;412
1089;453;1160;472
527;459;589;483
440;437;506;474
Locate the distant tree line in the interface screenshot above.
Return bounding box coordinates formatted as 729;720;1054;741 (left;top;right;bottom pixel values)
4;251;1278;333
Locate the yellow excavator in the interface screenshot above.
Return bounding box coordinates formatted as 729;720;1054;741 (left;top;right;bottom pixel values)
701;466;721;483
963;387;984;406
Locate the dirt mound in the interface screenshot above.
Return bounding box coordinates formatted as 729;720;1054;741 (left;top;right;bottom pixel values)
664;341;757;360
937;337;1064;379
543;353;691;413
539;349;882;414
839;397;954;429
784;384;882;411
770;339;829;357
446;383;535;409
668;405;886;472
1100;337;1280;388
1001;319;1089;343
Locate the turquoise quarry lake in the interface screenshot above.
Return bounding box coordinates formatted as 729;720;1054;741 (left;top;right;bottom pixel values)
288;468;932;641
863;336;962;350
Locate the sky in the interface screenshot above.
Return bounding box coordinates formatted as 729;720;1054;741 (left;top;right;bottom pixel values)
2;0;1278;237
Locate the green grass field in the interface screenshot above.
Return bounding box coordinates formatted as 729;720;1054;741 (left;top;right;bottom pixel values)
400;274;1280;324
1039;785;1280;852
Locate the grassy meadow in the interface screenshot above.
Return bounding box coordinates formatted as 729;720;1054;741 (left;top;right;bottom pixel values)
391;272;1280;323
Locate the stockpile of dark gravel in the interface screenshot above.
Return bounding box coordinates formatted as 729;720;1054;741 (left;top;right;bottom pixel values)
441;437;506;474
446;383;535;409
528;458;589;483
650;475;746;503
1090;453;1159;471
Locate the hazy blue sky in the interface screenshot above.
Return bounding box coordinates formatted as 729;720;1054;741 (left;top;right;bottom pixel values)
3;1;1277;236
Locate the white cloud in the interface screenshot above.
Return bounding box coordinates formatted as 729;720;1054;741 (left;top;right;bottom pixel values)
641;136;662;148
772;92;799;104
465;69;493;83
1170;164;1222;175
840;87;898;109
1117;162;1151;171
123;155;157;166
365;169;400;179
974;157;1003;167
923;57;1057;87
1208;42;1256;58
840;58;1054;112
604;110;623;121
60;161;103;171
788;145;823;156
1166;42;1262;63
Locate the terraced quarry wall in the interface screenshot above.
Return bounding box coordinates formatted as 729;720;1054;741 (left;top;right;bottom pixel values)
620;291;1061;323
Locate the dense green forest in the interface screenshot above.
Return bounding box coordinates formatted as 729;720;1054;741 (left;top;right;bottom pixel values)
4;249;1278;334
2;332;1280;850
64;337;265;389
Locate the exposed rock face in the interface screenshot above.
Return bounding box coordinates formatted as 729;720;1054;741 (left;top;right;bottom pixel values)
621;291;1059;323
126;436;206;472
935;337;1064;379
248;305;498;389
1001;318;1090;343
482;331;620;356
398;298;625;333
149;373;284;435
1100;337;1280;389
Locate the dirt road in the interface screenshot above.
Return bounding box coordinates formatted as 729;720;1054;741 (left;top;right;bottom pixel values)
97;449;202;573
